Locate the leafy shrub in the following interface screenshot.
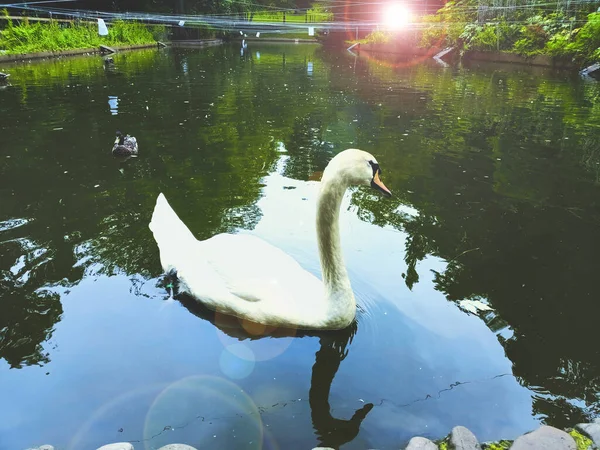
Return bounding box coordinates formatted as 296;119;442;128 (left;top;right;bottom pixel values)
359;30;392;44
544;32;572;56
461;24;498;51
569;12;600;60
513;24;548;55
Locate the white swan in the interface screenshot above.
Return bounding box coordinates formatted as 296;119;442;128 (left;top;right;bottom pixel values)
149;148;392;330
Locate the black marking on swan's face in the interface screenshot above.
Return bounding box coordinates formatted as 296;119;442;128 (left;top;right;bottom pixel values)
368;160;381;177
368;160;391;197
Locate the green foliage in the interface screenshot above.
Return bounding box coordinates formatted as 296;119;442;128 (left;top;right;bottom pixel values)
567;12;600;62
568;429;594;450
418;1;474;48
544;32;572;56
513;23;547;55
0;19;163;55
461;21;521;52
258;31;317;39
418;2;600;63
248;6;332;24
437;439;449;450
482;440;513;450
461;23;499;50
358;30;392;45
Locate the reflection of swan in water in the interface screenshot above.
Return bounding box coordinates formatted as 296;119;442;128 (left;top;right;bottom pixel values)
310;331;374;449
149;149;392;331
170;279;374;449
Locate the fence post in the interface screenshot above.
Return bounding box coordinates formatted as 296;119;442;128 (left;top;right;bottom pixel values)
496;23;499;50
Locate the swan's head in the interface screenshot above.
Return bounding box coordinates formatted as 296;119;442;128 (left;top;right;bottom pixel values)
324;149;392;197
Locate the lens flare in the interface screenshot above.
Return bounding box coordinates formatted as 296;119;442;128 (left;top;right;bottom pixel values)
67;382;168;450
382;4;413;30
143;375;262;450
220;344;256;379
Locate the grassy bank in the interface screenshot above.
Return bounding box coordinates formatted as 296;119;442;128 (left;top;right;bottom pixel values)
0;12;166;55
248;5;333;23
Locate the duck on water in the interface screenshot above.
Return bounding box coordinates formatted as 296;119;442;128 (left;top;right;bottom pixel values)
112;131;138;157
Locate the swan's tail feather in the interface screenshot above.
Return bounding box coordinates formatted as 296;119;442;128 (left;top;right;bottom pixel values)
149;193;198;273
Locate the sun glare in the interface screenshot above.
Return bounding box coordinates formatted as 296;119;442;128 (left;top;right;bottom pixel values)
382;3;413;30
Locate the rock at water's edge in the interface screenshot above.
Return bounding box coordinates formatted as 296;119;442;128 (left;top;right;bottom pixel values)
97;443;134;450
575;422;600;447
157;445;198;450
511;425;576;450
406;436;439;449
450;426;481;450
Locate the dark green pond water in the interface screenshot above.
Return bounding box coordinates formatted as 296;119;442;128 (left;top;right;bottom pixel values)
1;42;599;450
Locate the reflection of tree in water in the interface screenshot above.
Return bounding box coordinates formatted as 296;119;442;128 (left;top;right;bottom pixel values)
0;237;64;368
281;115;335;181
349;141;600;428
0;43;351;369
0;46;305;369
331;55;600;427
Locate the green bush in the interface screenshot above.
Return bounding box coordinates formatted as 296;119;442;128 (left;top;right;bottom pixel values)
512;24;547;55
461;24;497;50
359;30;392;44
418;1;474;48
569;12;600;59
544;32;572;56
460;21;520;52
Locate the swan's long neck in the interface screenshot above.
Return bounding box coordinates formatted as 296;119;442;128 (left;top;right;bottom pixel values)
316;174;355;316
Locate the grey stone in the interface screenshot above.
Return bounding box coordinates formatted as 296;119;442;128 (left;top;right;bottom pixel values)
157;445;198;450
594;417;600;425
450;426;481;450
575;422;600;447
406;436;439;449
510;425;576;450
96;444;134;450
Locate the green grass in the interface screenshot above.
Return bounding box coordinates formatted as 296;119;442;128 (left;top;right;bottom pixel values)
248;6;332;24
0;13;165;55
254;31;318;40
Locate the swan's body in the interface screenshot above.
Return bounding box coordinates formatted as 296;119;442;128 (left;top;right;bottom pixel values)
112;131;138;157
149;149;391;330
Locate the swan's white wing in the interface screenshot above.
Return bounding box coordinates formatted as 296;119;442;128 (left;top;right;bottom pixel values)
150;193;328;327
197;233;324;305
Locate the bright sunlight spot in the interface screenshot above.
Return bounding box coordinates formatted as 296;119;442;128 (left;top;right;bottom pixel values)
382;3;413;30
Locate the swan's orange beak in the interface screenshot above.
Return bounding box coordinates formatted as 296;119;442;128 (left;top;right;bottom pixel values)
371;171;392;197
